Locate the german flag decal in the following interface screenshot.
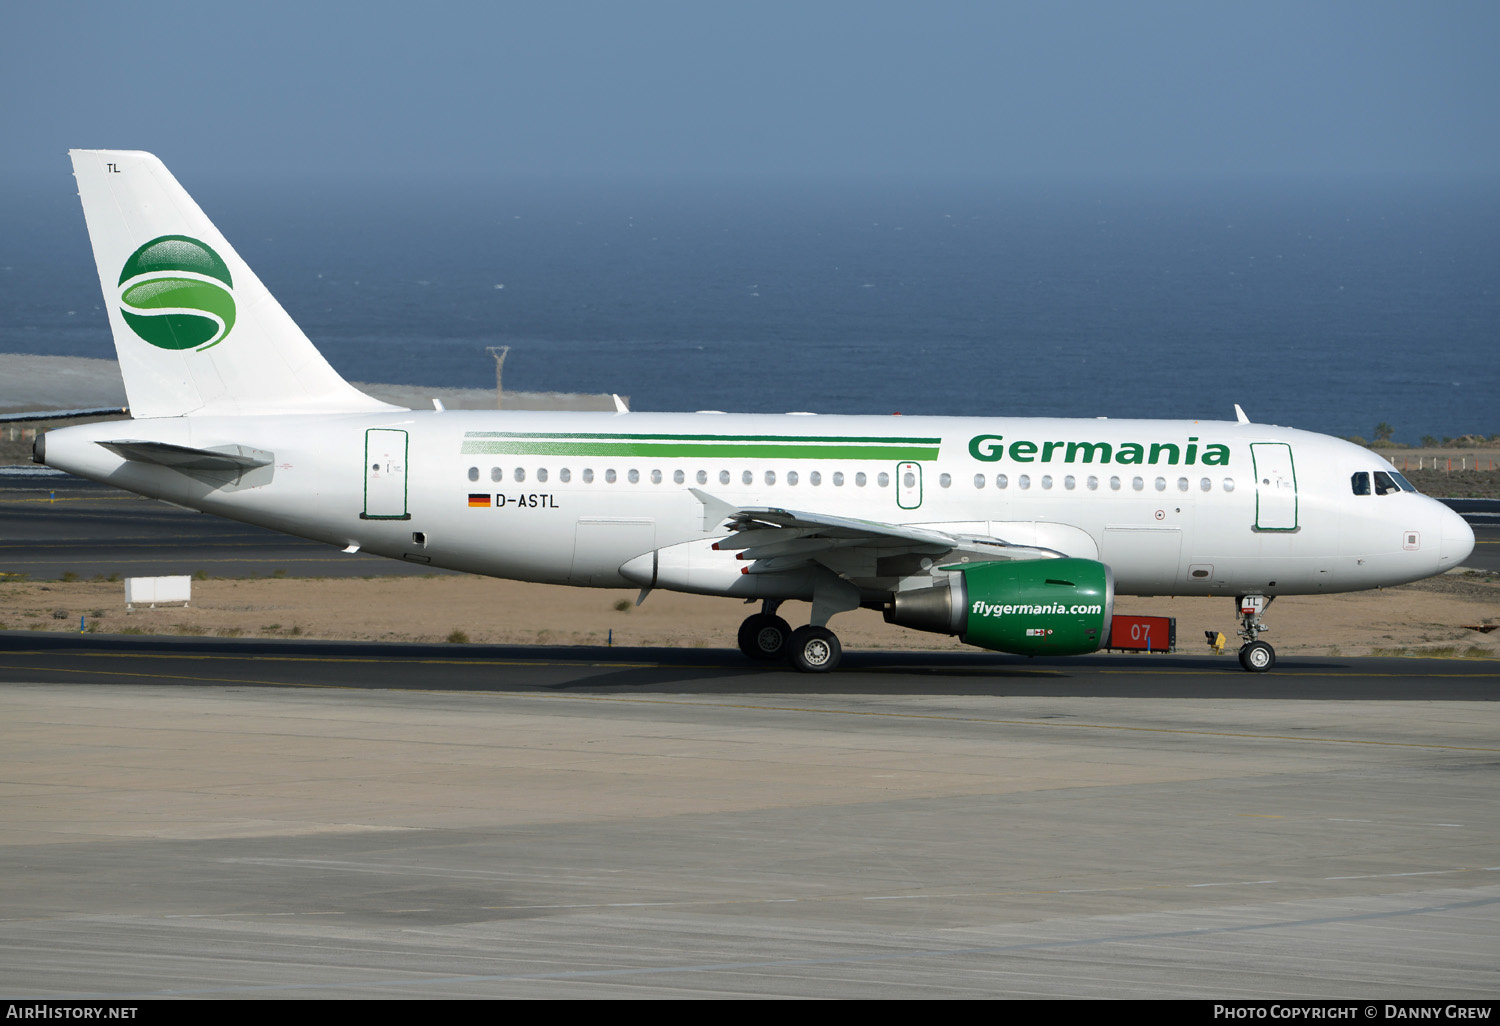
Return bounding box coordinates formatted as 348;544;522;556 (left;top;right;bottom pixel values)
468;493;492;507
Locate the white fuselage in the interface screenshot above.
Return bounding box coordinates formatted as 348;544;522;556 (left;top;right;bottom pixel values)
42;409;1473;602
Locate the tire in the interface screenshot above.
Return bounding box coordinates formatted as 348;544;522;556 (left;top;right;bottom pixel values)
787;625;842;673
738;613;791;661
1239;640;1275;673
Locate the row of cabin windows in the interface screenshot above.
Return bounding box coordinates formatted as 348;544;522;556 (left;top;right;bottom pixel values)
469;466;893;487
467;465;1238;494
985;473;1235;493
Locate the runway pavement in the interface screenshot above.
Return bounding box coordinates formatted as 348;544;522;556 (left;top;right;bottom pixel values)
2;632;1497;999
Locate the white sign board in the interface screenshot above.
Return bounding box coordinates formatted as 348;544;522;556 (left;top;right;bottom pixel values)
124;576;192;608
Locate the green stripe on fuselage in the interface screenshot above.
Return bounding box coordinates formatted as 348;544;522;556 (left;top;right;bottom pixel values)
460;438;940;461
460;431;942;460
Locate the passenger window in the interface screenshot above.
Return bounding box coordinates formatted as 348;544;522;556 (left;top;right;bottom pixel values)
605;469;617;483
490;467;503;482
877;472;889;488
673;469;685;484
583;468;594;483
833;471;845;486
742;470;753;485
697;470;708;485
810;471;822;486
997;474;1008;489
720;470;731;485
514;468;525;483
1018;474;1031;489
787;471;798;485
1351;472;1370;496
468;466;479;482
765;470;776;485
650;469;661;484
628;469;640;484
974;473;986;489
537;468;548;483
856;472;867;487
559;468;571;483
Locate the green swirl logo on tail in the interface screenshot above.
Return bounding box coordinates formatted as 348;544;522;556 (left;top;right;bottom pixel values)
117;236;236;351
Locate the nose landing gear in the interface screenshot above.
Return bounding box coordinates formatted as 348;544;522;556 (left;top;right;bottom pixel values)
1235;594;1275;672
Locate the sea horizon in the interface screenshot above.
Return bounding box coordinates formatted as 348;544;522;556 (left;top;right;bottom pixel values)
2;175;1495;445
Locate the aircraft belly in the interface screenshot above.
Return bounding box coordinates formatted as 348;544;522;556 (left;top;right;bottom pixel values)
1100;526;1183;593
570;517;656;586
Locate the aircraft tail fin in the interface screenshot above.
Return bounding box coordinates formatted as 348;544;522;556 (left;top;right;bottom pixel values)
69;150;399;419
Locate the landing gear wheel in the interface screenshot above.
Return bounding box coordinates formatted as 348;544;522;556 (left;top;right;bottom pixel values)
1238;640;1275;673
787;625;842;673
738;613;791;661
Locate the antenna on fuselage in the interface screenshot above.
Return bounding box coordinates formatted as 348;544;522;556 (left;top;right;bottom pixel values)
1234;403;1251;424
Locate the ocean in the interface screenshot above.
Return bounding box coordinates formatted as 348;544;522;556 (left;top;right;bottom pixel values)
3;175;1496;444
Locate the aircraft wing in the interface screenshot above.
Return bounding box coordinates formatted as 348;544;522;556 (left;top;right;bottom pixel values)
700;495;1066;583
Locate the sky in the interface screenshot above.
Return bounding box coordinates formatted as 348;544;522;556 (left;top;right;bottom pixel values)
3;0;1498;187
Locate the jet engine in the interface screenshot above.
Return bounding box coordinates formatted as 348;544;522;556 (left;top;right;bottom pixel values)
884;558;1114;656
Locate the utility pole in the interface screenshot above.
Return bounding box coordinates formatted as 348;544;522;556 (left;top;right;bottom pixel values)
487;346;510;409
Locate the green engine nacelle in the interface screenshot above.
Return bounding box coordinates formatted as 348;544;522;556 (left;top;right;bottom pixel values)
883;557;1114;657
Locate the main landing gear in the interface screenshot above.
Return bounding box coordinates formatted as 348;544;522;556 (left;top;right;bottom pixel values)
736;601;845;673
737;604;791;661
1235;594;1275;672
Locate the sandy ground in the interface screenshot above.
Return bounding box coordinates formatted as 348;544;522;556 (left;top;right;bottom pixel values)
3;569;1496;660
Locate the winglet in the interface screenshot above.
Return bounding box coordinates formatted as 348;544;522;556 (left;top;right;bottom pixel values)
688;487;739;531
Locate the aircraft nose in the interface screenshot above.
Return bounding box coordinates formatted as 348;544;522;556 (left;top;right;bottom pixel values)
1437;505;1475;570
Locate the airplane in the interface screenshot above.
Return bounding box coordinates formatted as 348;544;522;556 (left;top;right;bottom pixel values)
34;150;1475;673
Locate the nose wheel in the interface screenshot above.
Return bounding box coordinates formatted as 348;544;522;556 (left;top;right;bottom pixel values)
1238;639;1275;672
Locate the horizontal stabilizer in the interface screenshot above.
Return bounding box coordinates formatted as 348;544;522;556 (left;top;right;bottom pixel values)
97;439;273;472
0;407;128;424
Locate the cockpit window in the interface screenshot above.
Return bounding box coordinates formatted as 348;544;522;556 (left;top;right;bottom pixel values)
1353;469;1418;496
